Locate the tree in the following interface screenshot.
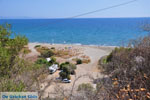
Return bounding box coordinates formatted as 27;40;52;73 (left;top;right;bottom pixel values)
0;24;28;77
59;62;74;79
62;65;71;75
59;72;67;79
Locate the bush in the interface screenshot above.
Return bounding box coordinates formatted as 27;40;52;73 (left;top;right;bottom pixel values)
106;52;113;62
41;50;55;58
34;45;41;48
98;36;150;99
59;62;71;70
59;62;76;79
59;72;67;79
62;65;71;75
51;47;55;50
67;75;71;80
60;62;76;71
65;61;70;64
70;70;76;75
59;63;66;70
69;63;77;70
76;59;82;64
50;57;56;63
35;58;48;65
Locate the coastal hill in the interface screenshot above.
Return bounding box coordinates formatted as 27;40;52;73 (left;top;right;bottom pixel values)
0;24;150;100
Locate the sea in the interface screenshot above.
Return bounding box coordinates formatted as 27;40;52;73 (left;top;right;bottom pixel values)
0;18;150;46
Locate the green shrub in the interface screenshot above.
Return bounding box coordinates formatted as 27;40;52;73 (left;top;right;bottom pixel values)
62;65;71;74
102;58;107;64
35;58;48;65
76;59;82;64
59;63;73;79
49;57;56;64
34;45;41;48
59;72;71;80
59;63;66;70
106;52;113;62
105;47;132;63
65;61;70;64
69;63;77;70
59;72;67;79
51;47;55;49
41;50;55;58
59;62;70;70
67;75;71;80
59;62;76;79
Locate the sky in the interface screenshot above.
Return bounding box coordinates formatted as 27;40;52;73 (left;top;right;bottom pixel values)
0;0;150;18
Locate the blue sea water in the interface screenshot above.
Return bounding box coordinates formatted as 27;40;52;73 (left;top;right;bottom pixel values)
0;18;150;46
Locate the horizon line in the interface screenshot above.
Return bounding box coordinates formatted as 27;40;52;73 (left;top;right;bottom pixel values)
1;16;150;19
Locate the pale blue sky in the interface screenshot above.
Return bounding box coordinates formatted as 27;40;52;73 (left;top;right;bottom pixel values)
0;0;150;18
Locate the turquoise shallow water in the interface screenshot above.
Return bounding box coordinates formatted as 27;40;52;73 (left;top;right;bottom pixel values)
0;18;150;46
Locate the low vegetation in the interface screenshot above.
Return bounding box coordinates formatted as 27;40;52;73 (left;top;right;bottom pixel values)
35;45;81;59
41;50;55;58
72;55;91;65
0;24;48;92
21;46;31;54
0;24;28;78
76;59;82;64
59;62;77;79
97;36;150;100
0;80;26;92
77;83;94;91
35;58;48;65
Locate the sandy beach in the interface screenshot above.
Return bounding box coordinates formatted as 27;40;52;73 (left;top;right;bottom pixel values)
26;43;115;98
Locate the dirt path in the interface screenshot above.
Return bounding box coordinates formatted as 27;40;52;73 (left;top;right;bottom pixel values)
25;43;40;61
28;43;40;56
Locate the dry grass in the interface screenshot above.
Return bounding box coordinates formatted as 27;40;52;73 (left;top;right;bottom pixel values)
35;45;81;59
81;55;91;64
55;48;81;59
38;73;49;82
72;55;91;64
96;36;150;100
21;46;31;54
35;46;50;53
82;59;91;64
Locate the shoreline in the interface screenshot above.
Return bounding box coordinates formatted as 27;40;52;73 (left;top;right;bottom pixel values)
29;42;118;48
